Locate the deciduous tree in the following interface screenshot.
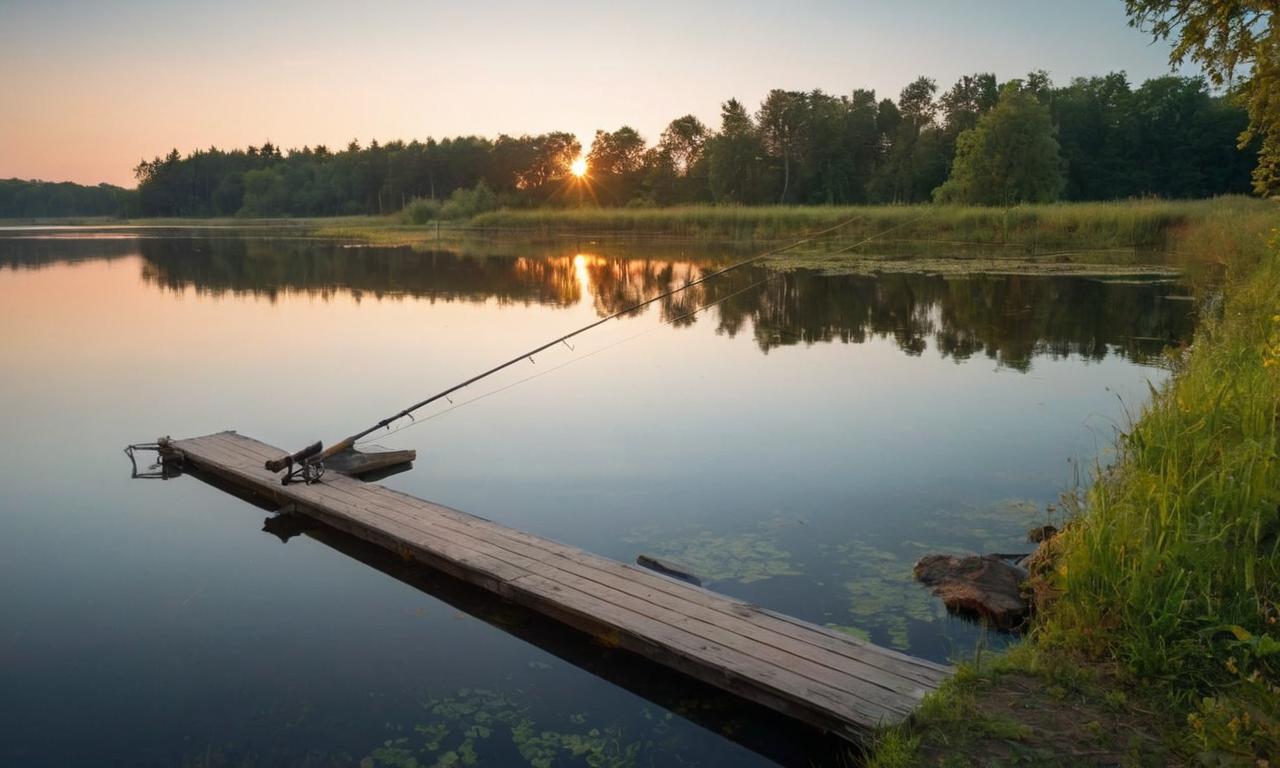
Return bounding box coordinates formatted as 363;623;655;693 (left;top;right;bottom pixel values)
1127;0;1280;193
934;82;1065;205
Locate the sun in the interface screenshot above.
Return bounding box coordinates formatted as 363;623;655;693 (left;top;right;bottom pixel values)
570;157;588;178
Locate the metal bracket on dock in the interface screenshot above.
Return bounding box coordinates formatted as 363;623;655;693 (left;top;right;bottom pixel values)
124;437;184;480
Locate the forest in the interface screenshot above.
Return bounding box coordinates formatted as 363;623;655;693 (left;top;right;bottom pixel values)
1;71;1259;220
0;178;138;219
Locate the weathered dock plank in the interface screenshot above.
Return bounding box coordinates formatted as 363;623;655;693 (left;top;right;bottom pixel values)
170;431;950;741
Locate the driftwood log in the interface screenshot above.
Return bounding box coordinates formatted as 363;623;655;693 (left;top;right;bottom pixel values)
636;555;703;586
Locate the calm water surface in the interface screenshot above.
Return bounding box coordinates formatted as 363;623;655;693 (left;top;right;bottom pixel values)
0;233;1195;766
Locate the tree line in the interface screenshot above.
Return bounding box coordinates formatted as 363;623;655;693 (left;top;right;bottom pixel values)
2;70;1259;220
0;178;139;219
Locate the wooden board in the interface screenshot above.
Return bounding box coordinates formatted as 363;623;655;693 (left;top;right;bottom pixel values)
171;431;950;741
324;446;416;478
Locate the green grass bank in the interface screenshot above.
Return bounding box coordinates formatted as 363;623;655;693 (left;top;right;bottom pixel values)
13;198;1270;270
304;197;1275;275
467;197;1263;251
869;204;1279;766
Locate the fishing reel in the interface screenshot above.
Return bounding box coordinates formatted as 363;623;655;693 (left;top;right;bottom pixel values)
264;441;326;485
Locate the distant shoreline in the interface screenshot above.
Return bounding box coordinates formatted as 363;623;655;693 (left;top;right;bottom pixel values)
3;197;1268;264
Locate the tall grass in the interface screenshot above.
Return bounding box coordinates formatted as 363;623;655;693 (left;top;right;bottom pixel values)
1042;220;1280;758
859;205;1278;766
468;197;1272;254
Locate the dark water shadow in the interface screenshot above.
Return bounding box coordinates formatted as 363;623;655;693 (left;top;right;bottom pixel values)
180;464;855;767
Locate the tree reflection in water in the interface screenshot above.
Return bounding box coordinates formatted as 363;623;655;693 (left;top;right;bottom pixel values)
719;268;1194;369
1;233;1195;370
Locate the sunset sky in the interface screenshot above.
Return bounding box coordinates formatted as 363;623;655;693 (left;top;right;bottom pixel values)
1;0;1185;188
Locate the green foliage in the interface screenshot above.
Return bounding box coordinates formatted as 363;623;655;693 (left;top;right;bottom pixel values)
864;730;921;768
872;77;950;203
1189;669;1280;764
586;126;647;206
934;83;1065;205
706;99;771;203
123;72;1258;221
1046;233;1280;673
240;168;288;216
439;182;497;220
1126;0;1280;194
645;115;710;205
0;177;136;219
490;131;580;192
1034;224;1280;762
399;197;441;224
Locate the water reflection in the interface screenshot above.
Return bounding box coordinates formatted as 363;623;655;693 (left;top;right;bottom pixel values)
727;270;1194;369
138;239;1196;367
0;234;1195;370
0;231;1197;767
0;232;139;268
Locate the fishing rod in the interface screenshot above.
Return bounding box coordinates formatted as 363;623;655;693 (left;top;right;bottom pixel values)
359;265;786;445
264;215;867;482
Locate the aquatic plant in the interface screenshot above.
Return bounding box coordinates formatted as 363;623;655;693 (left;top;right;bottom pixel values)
835;540;942;650
359;687;676;768
824;499;1048;650
640;525;802;584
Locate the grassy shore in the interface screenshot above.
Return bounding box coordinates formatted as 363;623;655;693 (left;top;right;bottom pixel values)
868;205;1279;766
9;197;1271;267
467;197;1264;250
358;198;1274;273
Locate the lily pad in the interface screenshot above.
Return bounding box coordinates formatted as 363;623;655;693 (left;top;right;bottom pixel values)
362;687;660;768
639;524;802;584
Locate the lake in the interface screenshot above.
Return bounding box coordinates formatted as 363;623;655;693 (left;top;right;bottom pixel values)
0;231;1195;766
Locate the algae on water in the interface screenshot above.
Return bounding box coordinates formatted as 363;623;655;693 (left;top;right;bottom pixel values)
830;498;1050;650
825;623;872;642
834;539;944;651
642;526;802;584
360;687;673;768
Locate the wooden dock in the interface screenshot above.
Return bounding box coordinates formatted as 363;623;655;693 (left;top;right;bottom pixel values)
169;431;950;742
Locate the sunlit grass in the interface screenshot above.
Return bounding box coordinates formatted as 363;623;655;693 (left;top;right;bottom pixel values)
1037;222;1280;760
467;197;1273;258
864;208;1279;764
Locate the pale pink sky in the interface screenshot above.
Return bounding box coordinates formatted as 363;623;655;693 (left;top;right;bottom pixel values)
0;0;1181;188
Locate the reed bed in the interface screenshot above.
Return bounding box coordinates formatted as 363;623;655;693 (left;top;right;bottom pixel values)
468;197;1272;256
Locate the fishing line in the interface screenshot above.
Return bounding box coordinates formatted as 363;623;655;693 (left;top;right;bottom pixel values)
830;213;929;254
358;213;931;443
359;271;779;443
304;215;870;466
282;213;937;472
